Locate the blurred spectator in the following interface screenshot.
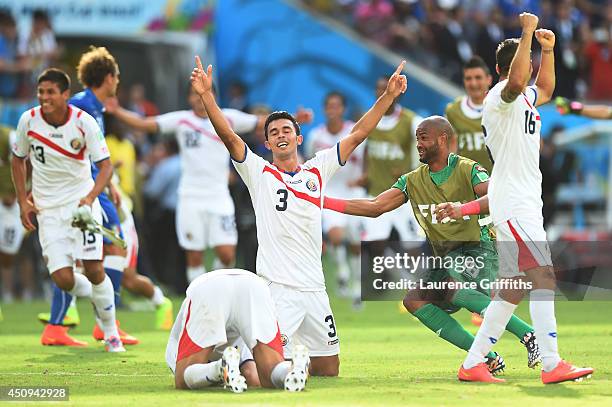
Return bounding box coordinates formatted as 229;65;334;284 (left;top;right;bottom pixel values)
552;0;586;98
17;9;58;98
0;10;29;99
474;7;505;79
106;116;137;198
128;83;159;117
583;25;612;100
354;0;395;47
227;81;249;112
142;139;184;292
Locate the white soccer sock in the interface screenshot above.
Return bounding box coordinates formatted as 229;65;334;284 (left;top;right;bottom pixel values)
69;295;77;307
530;289;561;371
68;273;92;298
184;360;223;389
463;298;517;369
151;285;165;307
186;265;205;283
270;361;292;389
334;245;349;282
91;276;119;339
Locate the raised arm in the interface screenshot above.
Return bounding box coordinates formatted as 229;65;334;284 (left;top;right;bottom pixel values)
191;57;246;161
533;29;556;106
555;97;612;119
501;13;538;103
338;61;407;163
324;188;405;218
105;97;159;133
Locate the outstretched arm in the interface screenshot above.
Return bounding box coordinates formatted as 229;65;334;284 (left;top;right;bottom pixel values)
533;29;556;106
191;57;246;161
501;13;538;103
338;61;407;163
105;97;159;133
555;97;612;119
324;188;405;218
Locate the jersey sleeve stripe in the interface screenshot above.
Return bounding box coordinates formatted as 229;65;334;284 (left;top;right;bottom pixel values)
530;87;538;106
263;166;321;208
27;130;86;160
336;142;345;166
231;143;248;163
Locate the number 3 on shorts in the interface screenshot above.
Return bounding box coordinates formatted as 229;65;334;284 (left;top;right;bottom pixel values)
325;314;337;338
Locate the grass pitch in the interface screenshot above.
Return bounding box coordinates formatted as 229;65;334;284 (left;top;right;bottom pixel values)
0;290;610;406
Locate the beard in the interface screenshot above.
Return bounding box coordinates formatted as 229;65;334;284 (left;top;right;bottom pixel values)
419;144;440;164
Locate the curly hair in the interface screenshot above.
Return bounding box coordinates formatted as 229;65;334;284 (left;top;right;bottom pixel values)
76;46;119;88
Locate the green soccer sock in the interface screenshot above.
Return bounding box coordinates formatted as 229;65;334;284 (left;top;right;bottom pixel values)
412;303;495;359
451;288;534;340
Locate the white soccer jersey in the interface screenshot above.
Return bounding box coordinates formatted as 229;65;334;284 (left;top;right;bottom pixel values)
233;144;343;290
482;81;542;224
13;106;109;210
306;121;365;198
156;109;257;214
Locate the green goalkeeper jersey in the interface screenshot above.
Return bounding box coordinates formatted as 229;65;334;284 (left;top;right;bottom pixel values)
393;153;490;256
445;96;493;174
0;126;15;198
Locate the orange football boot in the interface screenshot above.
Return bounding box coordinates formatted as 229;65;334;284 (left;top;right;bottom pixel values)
471;313;483;326
542;360;594;384
458;363;506;383
41;324;88;346
92;320;139;345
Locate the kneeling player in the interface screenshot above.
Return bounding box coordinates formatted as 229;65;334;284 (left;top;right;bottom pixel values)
165;269;309;392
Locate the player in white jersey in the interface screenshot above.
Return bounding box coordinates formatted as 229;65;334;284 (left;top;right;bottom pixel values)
306;91;365;307
166;269;310;392
11;68;124;352
191;56;408;376
455;13;593;384
107;87;311;283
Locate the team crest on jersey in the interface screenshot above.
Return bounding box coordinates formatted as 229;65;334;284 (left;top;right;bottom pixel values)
280;334;288;346
306;179;318;192
70;138;82;150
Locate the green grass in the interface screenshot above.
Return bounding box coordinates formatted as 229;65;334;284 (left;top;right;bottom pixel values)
0;294;610;406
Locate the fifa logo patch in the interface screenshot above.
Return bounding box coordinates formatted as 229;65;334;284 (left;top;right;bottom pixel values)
280;334;288;346
306;179;317;192
70;138;82;150
489;337;497;344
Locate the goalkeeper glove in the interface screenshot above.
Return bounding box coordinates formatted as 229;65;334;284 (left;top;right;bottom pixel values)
555;96;584;115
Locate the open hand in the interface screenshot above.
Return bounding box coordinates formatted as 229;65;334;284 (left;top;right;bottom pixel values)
191;56;214;96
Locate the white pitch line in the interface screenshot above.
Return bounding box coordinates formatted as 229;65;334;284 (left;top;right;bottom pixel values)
0;372;170;377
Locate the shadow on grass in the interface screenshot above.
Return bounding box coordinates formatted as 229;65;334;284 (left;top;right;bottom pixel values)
516;383;585;398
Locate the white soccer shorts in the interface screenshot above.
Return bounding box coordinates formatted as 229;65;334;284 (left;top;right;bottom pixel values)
495;216;553;278
37;199;103;273
0;201;25;255
176;197;237;251
362;199;422;241
269;282;340;358
322;209;364;244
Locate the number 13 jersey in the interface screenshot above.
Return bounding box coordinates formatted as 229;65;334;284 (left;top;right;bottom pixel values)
482;80;542;224
233;144;342;291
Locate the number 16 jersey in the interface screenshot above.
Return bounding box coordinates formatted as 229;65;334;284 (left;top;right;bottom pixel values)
233;144;342;291
482;80;543;224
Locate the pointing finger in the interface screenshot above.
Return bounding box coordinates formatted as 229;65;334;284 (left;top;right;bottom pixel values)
394;60;406;76
195;56;204;72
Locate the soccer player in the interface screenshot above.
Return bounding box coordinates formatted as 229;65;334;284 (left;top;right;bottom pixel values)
12;68;124;352
306;91;364;308
445;56;493;174
37;47;141;345
106;85;311;283
362;75;422;243
323;116;540;373
191;56;408;376
554;97;612;120
454;13;593;384
1;125;30;303
166;268;309;392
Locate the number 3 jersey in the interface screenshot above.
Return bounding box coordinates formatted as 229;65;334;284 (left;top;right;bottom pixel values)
482;80;542;224
156;109;257;214
13;106;109;210
233;144;343;291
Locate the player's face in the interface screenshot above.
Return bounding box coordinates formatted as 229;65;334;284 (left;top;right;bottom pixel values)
463;67;492;101
265;118;302;157
37;81;69;117
324;95;345;122
415;125;441;164
108;72;120;97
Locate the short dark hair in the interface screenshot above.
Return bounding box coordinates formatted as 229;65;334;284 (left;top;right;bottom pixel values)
463;55;490;75
496;39;520;77
264;111;300;140
77;46;119;88
37;68;71;92
324;91;346;107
